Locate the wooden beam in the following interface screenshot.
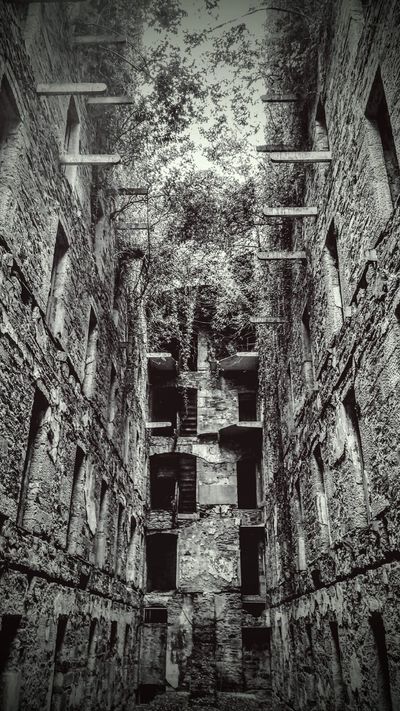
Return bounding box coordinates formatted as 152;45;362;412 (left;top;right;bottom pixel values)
250;317;287;324
258;251;307;261
87;96;134;106
73;35;127;46
60;154;121;166
116;223;148;230
263;207;318;218
37;83;107;96
269;151;332;164
261;93;300;102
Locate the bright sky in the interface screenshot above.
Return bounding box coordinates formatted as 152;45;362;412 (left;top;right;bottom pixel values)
141;0;268;173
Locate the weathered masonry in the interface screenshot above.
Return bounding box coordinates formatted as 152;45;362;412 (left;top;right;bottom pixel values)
257;1;400;710
0;2;146;709
1;1;400;711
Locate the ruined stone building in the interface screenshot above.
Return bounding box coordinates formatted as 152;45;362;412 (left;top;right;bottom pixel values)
0;1;400;710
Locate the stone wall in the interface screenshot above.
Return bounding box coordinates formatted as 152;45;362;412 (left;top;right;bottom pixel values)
260;1;400;709
0;3;147;709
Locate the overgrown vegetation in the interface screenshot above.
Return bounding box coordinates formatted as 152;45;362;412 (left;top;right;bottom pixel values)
85;0;327;368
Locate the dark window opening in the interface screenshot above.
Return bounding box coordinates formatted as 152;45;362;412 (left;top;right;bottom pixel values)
325;220;344;327
313;443;331;544
107;365;118;438
0;75;21;150
95;480;108;568
66;446;85;553
87;619;97;672
366;68;400;205
343;387;369;521
369;612;393;711
295;477;306;571
238;392;257;421
114;502;125;576
242;627;272;691
150;453;196;514
109;621;118;656
237;459;258;509
301;304;314;388
83;308;98;398
329;620;347;707
123;624;131;658
47;222;69;339
146;533;177;592
242;603;265;618
17;387;50;527
0;614;22;702
126;516;137;583
63;97;80;186
315;99;329;150
144;608;168;624
150;387;178;435
240;528;264;596
112;265;121;326
50;616;68;711
137;685;165;704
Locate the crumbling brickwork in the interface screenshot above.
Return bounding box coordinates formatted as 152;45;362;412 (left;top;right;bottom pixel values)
0;3;147;709
261;1;400;709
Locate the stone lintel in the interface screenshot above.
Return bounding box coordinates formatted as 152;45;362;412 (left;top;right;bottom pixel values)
73;35;127;46
37;83;107;96
250;317;286;324
257;251;307;260
60;154;121;166
269;151;332;163
262;207;318;217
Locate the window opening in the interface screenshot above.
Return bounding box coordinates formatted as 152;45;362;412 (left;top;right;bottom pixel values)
144;608;168;624
343;387;370;524
0;615;22;711
83;309;98;397
301;304;314;389
238;392;257;421
63;97;80;187
369;612;393;711
66;446;85;553
237;459;258;509
324;220;344;332
295;478;306;571
46;222;69;339
49;616;68;711
150;454;196;514
329;621;347;708
242;627;272;691
0;75;21;157
240;528;264;596
315;99;329;150
146;533;177;592
107;365;118;438
312;444;331;545
95;480;108;568
126;516;137;583
114;502;125;577
17;387;50;527
366;68;400;206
